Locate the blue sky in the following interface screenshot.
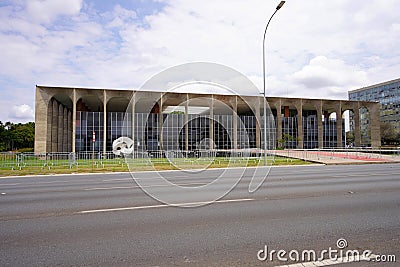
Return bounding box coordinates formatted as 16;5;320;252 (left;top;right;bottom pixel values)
0;0;399;123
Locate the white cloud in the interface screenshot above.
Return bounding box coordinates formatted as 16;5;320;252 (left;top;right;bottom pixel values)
26;0;83;24
9;104;34;122
292;56;368;90
0;0;400;122
106;4;137;28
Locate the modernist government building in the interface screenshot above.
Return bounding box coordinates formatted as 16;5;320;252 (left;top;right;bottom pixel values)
349;78;400;131
34;85;381;154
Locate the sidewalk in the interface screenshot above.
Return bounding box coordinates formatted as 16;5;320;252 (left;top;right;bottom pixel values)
273;150;400;165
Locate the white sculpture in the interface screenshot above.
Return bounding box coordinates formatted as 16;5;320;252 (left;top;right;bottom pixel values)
112;137;134;156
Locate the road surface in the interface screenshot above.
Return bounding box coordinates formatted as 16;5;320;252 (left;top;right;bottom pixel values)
1;164;399;266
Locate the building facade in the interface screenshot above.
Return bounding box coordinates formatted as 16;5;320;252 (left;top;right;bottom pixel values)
349;78;400;133
34;86;381;154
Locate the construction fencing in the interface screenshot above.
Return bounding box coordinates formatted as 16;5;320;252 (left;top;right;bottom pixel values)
0;152;128;170
0;150;267;170
1;148;399;170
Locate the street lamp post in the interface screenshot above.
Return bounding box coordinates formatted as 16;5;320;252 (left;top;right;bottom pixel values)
262;1;285;165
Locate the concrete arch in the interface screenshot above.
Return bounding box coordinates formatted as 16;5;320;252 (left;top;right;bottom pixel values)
76;95;104;112
278;99;300;149
35;86;75;153
106;97;130;113
323;111;341;148
357;102;380;147
359;106;371;146
50;93;73;110
44;97;73;152
320;100;343;148
362;102;381;147
342;109;354;147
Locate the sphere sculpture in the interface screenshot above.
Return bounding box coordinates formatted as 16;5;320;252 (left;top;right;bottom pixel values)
112;137;133;156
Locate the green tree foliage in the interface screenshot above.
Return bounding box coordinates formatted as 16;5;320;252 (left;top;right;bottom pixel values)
170;111;185;115
381;121;399;145
277;134;298;149
0;121;35;151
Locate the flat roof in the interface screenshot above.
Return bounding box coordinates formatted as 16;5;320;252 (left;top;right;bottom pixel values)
37;85;364;103
349;77;400;94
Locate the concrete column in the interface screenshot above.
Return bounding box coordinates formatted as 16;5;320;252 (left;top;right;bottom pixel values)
63;107;68;152
209;96;214;150
34;86;50;153
57;104;64;152
51;100;58;152
72;89;77;153
276;100;282;148
316;101;323;148
296;100;303;149
185;94;189;153
354;104;361;147
46;99;53;152
255;98;261;149
336;102;343;148
369;103;381;148
67;110;72;152
233;96;238;150
103;90;107;154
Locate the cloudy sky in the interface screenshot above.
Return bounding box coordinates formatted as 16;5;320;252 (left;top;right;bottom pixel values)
0;0;399;123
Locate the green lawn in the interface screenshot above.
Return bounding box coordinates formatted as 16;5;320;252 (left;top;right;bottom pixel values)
0;156;311;177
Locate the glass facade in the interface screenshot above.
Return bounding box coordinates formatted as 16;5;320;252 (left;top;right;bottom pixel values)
75;110;345;153
238;116;257;149
282;117;298;149
107;112;132;152
76;112;104;152
276;112;344;149
75;112;265;153
303;116;318;149
349;79;400;130
322;118;344;148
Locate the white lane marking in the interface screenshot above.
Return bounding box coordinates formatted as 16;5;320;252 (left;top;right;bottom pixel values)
0;183;20;186
102;178;131;182
1;179;100;186
78;198;254;214
1;192;6;195
274;254;378;266
84;182;207;191
102;176;191;182
331;173;400;178
85;186;137;190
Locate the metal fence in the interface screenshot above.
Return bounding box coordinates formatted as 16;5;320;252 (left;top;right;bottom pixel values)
1;148;399;170
0;152;129;170
0;150;269;170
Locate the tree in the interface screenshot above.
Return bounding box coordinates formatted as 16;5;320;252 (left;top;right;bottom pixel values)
0;121;5;151
0;121;35;151
170;111;185;115
381;121;399;145
13;122;35;149
277;134;298;149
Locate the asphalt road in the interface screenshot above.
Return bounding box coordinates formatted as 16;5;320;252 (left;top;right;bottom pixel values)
1;164;399;266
